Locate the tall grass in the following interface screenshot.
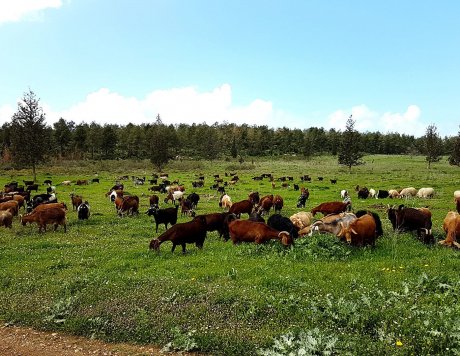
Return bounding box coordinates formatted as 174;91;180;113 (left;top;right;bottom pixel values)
0;155;459;355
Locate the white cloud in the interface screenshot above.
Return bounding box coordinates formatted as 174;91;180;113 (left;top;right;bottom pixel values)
0;104;15;124
326;104;426;136
0;85;429;138
45;84;275;127
0;0;63;24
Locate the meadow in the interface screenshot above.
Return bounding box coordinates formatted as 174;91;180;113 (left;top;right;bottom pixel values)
0;155;459;355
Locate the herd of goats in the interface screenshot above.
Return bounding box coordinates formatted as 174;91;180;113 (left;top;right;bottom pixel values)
0;174;459;253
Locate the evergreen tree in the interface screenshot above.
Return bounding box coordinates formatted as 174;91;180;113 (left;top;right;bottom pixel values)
101;125;118;159
53;118;74;158
73;123;88;158
338;116;363;171
9;89;50;181
230;136;238;158
148;114;170;172
87;122;103;159
448;126;460;166
423;124;442;169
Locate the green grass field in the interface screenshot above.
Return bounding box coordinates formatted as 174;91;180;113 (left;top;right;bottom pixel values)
1;155;459;355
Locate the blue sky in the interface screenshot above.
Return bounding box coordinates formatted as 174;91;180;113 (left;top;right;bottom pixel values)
0;0;459;137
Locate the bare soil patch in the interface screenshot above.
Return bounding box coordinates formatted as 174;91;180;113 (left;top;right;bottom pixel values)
0;324;196;356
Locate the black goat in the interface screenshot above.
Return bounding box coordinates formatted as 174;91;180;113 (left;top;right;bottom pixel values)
147;205;179;233
267;214;298;239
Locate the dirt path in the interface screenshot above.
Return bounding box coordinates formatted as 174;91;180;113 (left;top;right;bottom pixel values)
0;324;194;356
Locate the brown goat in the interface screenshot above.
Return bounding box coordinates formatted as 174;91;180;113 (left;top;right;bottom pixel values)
70;193;83;211
337;213;376;247
194;212;230;239
439;211;460;249
229;199;254;218
256;195;273;215
13;194;25;210
311;201;350;216
149;215;207;253
118;195;139;216
20;207;67;232
227;219;293;246
0;209;13;228
0;200;19;216
149;194;159;207
273;194;284;214
32;202;67;213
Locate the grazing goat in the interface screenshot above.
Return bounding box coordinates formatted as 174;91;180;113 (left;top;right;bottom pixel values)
375;190;390;199
149;215;207;253
219;194;232;210
399;187;417;198
194;212;230;239
416;187;435;198
20;206;67;232
180;198;196;217
387;205;433;244
0;209;13;228
273;195;284;214
32;202;67;213
164;190;184;204
149;194;159;209
118;195;139;216
229;199;254;218
0;200;19;216
255;194;273;215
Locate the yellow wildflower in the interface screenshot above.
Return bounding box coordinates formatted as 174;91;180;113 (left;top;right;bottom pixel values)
396;340;403;347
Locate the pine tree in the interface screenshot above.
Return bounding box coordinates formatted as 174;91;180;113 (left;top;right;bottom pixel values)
448;126;460;166
9;89;50;181
148;114;170;172
338;116;363;171
424;124;442;169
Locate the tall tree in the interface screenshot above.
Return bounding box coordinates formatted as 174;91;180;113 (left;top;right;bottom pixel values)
448;126;460;166
87;122;103;159
53;118;75;158
9;89;50;181
230;136;238;158
73;123;88;158
423;124;442;169
147;114;170;172
101;125;118;159
338;115;363;171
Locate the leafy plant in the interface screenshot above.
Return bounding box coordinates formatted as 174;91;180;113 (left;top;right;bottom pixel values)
162;326;198;352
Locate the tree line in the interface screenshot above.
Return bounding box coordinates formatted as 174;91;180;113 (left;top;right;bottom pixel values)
1;90;459;178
